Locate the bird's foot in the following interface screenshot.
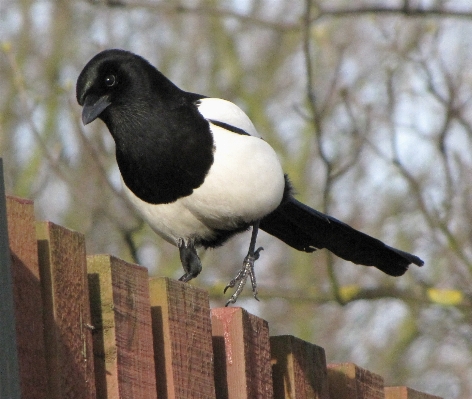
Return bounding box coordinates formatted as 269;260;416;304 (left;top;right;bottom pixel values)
178;238;202;282
178;273;194;283
224;247;263;306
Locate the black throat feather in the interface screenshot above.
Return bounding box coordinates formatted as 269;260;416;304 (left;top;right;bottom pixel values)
102;97;214;204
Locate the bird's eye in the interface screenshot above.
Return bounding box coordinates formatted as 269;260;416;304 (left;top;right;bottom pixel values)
105;75;117;87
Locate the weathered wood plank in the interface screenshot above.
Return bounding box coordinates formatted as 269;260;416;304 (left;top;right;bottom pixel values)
36;221;96;399
327;362;384;399
87;254;158;399
149;277;215;399
0;160;21;399
6;195;49;399
211;307;273;399
271;335;329;399
385;386;443;399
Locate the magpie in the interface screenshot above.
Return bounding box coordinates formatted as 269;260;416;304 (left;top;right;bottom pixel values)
76;49;424;305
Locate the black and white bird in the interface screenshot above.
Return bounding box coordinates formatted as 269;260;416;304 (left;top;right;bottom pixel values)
76;49;424;305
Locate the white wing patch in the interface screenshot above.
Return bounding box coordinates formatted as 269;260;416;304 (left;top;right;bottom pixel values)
196;98;261;138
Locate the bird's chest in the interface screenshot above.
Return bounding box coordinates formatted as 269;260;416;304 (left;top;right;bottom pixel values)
113;117;214;205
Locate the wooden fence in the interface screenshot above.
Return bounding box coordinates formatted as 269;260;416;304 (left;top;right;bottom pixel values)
0;159;443;399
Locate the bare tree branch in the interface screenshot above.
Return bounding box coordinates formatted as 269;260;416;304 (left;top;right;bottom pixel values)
315;5;472;22
205;283;472;310
89;0;472;34
87;0;299;31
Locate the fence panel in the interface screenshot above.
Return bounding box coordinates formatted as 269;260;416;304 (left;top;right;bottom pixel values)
327;362;385;399
271;335;329;399
385;386;444;399
0;161;22;399
149;277;216;399
88;254;158;399
36;221;96;399
211;307;273;399
6;196;49;399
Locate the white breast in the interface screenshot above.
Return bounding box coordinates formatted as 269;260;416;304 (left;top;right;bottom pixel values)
181;123;285;229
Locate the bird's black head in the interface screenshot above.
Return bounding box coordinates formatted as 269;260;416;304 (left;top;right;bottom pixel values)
76;49;213;204
76;49;180;126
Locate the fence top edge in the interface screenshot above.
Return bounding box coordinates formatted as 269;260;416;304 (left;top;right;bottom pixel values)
6;195;34;206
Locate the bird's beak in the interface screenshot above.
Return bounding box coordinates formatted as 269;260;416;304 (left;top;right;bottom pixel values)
81;94;111;125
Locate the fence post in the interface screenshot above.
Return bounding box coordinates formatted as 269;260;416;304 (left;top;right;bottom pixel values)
149;277;216;399
327;362;385;399
87;254;158;399
271;335;329;399
0;159;21;399
385;386;443;399
211;307;273;399
36;221;96;399
5;195;49;398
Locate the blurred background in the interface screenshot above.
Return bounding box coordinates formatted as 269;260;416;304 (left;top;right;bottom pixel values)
1;0;472;397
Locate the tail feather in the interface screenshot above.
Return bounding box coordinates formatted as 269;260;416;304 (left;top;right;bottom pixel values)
260;197;424;276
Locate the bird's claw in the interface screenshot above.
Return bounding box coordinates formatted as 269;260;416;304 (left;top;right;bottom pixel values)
178;273;192;283
224;247;263;306
253;246;263;260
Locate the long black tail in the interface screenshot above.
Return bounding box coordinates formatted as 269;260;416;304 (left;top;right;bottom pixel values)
259;197;424;276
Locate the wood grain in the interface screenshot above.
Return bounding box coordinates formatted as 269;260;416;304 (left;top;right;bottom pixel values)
6;196;49;399
36;221;96;399
88;254;157;399
271;335;329;399
149;277;215;399
0;160;21;399
385;386;443;399
211;307;273;399
327;362;385;399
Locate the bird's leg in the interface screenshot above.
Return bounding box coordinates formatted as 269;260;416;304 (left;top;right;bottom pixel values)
224;220;263;306
178;239;202;282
